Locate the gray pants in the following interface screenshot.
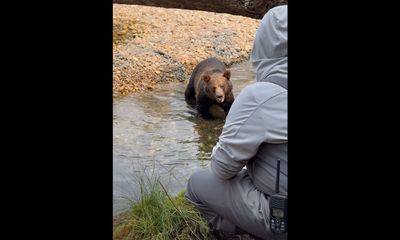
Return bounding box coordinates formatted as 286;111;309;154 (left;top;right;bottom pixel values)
185;168;287;240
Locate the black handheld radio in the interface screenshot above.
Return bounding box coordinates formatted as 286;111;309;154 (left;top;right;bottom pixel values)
269;159;288;234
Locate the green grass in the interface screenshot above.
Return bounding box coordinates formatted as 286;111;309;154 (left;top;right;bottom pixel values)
113;177;211;240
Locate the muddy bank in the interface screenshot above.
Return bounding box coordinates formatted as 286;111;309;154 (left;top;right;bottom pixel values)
113;4;260;97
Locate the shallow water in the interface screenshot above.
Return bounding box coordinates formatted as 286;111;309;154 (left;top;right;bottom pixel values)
113;61;255;215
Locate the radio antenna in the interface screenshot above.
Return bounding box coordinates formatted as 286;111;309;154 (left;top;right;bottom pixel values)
275;159;281;194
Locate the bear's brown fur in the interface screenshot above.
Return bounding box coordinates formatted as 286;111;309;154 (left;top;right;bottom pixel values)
185;57;234;119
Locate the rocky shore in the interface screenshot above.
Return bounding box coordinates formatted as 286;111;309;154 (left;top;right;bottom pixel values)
113;4;260;97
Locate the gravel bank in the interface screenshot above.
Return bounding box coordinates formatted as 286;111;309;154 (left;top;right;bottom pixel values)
113;4;260;97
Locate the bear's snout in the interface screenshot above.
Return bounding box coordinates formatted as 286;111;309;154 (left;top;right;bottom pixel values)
216;94;225;103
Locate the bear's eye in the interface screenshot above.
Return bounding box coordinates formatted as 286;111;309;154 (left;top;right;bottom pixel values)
212;87;216;91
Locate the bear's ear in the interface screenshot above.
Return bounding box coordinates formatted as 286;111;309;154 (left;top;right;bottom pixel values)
202;74;210;83
223;70;231;80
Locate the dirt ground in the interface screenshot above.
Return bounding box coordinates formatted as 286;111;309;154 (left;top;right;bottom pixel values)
113;4;260;97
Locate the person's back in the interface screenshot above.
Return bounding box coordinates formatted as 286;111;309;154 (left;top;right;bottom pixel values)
186;5;287;239
246;2;288;197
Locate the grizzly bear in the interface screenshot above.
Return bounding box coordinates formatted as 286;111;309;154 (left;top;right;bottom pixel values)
185;57;234;119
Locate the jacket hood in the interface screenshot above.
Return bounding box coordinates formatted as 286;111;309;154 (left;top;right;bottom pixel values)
251;5;287;82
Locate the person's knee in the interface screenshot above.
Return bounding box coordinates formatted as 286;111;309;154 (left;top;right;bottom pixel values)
185;172;196;203
185;169;211;203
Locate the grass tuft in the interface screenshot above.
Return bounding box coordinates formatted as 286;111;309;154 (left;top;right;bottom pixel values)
113;176;211;240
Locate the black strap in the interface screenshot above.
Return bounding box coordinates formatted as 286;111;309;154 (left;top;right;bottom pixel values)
265;76;287;90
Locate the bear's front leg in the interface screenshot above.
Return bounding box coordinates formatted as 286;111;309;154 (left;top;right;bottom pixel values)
222;94;234;116
197;104;213;120
196;96;213;120
222;103;232;116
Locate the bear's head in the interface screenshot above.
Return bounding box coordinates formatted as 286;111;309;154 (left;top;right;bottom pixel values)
202;70;232;103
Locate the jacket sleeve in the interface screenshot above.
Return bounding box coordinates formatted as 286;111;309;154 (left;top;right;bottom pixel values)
210;83;287;179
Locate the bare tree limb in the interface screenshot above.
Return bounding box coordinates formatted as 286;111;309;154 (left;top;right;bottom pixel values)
113;0;287;19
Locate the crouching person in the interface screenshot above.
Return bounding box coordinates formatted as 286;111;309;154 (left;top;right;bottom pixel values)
186;5;288;240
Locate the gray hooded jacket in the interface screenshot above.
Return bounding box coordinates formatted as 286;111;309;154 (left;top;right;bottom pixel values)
210;5;287;196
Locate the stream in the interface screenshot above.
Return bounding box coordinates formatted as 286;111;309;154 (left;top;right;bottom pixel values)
113;60;255;215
